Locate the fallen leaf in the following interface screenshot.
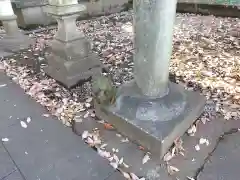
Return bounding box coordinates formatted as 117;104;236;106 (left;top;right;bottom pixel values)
0;63;5;70
119;157;123;165
139;146;145;150
199;138;210;146
100;143;108;149
1;138;9;142
42;114;50;117
110;162;118;169
122;171;131;179
123;162;129;168
195;144;200;151
164;152;173;162
86;137;94;146
83;111;89;118
121;138;129;143
86;97;93;103
0;84;7;88
142;153;150;164
104;122;114;130
20;121;28;128
82;131;89;139
187;176;195;180
116;133;122;137
26;117;31;123
187;125;197;136
130;173;140;180
97;148;111;158
85;103;91;108
167;165;180;175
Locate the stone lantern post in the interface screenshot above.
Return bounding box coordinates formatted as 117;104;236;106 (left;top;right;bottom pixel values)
0;0;32;55
95;0;205;159
44;0;101;88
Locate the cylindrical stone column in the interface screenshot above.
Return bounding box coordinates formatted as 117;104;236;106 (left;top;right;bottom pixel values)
133;0;177;97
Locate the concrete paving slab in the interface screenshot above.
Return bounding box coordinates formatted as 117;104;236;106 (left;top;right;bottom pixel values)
198;132;240;180
73;114;171;180
2;170;24;180
0;72;115;180
168;117;226;180
0;145;17;180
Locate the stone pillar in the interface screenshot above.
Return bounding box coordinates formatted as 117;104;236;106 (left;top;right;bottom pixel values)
95;0;206;159
0;0;33;54
44;0;102;88
134;0;177;97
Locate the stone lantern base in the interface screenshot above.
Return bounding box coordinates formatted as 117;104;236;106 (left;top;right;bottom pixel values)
95;81;206;159
44;4;102;88
0;15;33;55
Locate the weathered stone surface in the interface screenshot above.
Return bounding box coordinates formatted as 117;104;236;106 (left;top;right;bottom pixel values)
0;13;33;53
44;4;102;88
95;81;206;159
198;132;240;180
44;52;101;88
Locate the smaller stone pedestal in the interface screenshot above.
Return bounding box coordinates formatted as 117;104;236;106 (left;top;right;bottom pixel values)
0;0;33;55
44;4;102;88
95;81;205;159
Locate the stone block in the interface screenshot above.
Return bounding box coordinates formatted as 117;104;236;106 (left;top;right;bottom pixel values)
44;4;86;16
44;52;101;88
48;37;91;60
95;81;205;159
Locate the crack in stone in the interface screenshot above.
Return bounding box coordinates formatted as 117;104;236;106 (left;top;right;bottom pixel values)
0;169;17;180
194;128;239;180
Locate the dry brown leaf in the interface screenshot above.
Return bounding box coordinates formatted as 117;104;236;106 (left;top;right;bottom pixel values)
104;122;114;130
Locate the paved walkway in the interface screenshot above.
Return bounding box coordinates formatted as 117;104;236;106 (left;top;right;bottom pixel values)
198;131;240;180
0;72;123;180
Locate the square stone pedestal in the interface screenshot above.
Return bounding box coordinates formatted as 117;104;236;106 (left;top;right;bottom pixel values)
44;4;102;88
0;15;33;55
95;81;206;159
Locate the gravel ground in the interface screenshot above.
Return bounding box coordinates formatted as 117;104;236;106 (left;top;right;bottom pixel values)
0;10;239;179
